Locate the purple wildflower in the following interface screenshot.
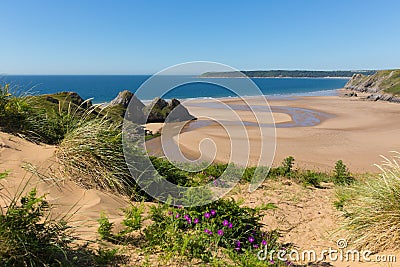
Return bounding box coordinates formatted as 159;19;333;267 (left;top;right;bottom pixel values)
187;218;192;224
222;220;229;226
175;213;180;219
217;230;224;236
248;236;255;243
269;260;275;264
204;229;210;234
210;210;216;216
262;240;267;246
204;212;211;219
253;244;259;248
193;218;199;224
228;223;233;228
183;214;189;220
235;240;241;247
168;211;173;216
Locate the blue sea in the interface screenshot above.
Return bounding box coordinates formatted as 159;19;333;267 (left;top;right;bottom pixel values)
1;75;348;103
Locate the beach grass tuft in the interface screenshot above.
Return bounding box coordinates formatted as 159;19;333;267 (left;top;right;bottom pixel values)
55;118;139;196
337;152;400;251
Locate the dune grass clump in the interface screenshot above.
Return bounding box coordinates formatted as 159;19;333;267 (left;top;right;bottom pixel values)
0;83;31;133
56;118;140;196
25;97;97;145
0;83;100;144
337;152;400;251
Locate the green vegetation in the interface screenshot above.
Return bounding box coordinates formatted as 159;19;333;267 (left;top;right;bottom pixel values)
0;84;31;133
0;174;119;266
0;187;71;266
345;69;400;96
97;198;288;266
201;70;375;78
333;160;353;185
97;211;114;241
56;118;147;197
373;69;400;95
0;84;98;144
335;152;400;251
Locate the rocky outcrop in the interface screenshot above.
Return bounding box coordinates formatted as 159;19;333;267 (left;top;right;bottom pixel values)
366;93;400;103
144;97;196;123
109;90;144;109
108;90;146;123
344;70;400;103
108;91;196;123
165;98;196;122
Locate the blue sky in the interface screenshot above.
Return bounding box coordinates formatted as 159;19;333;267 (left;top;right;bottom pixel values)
1;0;399;74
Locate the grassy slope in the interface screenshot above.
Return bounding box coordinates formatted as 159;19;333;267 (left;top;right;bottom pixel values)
382;70;400;95
347;69;400;95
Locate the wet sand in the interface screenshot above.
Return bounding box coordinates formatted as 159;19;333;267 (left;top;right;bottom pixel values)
146;95;400;173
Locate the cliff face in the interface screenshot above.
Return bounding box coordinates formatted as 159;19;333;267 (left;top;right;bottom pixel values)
345;70;400;103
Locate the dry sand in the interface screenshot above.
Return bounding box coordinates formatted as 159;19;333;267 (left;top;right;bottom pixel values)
146;95;400;173
0;132;129;241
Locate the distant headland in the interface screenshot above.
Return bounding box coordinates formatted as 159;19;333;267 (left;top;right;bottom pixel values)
200;70;376;78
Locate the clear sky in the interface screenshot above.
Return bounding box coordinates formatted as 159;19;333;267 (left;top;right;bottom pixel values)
1;0;399;74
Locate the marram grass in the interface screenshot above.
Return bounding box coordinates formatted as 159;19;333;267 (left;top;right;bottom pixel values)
56;118;135;195
339;151;400;251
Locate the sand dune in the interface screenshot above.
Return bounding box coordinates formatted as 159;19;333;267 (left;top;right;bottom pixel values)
0;132;129;240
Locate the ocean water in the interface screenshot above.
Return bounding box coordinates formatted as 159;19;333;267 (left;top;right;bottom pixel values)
1;75;348;103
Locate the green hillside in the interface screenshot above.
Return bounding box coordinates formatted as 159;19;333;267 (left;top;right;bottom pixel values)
345;69;400;95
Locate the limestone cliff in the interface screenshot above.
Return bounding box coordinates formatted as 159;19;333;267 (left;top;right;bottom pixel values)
345;70;400;103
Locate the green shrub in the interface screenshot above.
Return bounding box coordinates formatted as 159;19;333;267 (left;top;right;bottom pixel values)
0;173;121;266
299;170;322;187
144;198;286;264
121;204;144;233
282;156;295;176
0;186;74;266
149;156;190;186
94;247;119;265
97;212;114;241
0;84;31;133
333;160;353;185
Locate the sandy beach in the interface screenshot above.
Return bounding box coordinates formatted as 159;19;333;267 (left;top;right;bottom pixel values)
146;94;400;173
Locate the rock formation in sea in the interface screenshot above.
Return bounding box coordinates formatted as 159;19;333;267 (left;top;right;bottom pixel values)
108;91;196;123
